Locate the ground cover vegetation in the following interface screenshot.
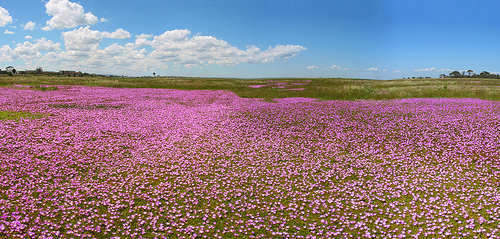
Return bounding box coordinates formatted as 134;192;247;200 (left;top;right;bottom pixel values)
1;85;500;238
1;75;500;101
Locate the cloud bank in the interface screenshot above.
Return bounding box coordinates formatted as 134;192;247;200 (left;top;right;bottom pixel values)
0;27;306;74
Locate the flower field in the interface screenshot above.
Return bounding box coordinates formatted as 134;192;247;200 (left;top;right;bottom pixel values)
1;85;500;238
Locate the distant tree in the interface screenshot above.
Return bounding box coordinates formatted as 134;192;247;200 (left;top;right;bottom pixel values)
439;74;446;78
449;71;462;78
36;67;43;74
480;71;491;77
466;70;474;77
153;72;156;77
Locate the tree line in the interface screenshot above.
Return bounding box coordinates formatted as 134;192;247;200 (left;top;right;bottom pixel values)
440;70;500;79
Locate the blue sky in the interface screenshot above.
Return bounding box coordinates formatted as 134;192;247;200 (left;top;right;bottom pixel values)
1;0;499;79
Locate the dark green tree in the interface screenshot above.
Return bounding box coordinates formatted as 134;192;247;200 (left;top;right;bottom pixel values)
466;70;474;77
449;71;462;78
480;71;491;77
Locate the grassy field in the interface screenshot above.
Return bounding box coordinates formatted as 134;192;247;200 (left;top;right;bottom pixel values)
1;75;500;101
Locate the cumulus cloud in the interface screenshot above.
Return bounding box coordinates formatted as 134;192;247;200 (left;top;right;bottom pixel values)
135;34;153;47
264;44;306;59
0;6;13;27
259;44;306;62
414;67;436;72
32;38;61;51
13;43;43;60
364;67;388;72
23;21;36;31
101;28;131;39
62;26;101;52
100;18;109;23
0;45;14;62
153;29;191;43
307;65;319;70
0;38;62;62
328;65;342;70
25;35;32;39
4;29;14;34
43;0;99;30
414;67;452;72
14;38;60;55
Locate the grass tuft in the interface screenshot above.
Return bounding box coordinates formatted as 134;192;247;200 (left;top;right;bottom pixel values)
0;110;47;121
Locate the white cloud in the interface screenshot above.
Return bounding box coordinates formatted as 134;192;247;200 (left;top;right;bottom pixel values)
261;44;306;60
62;26;101;52
23;21;36;31
307;65;319;70
32;38;61;51
42;0;99;31
153;29;191;43
414;67;436;72
4;29;14;34
0;6;13;27
100;18;109;22
0;38;62;62
12;38;61;60
135;34;152;47
25;35;32;39
101;28;131;39
0;45;14;62
366;67;379;71
413;67;453;72
328;65;342;70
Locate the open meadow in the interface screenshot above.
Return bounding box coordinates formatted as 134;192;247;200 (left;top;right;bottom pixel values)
2;75;500;101
1;77;500;238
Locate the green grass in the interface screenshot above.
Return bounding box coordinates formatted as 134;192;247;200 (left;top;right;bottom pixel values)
2;75;500;101
29;85;59;91
0;110;47;121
